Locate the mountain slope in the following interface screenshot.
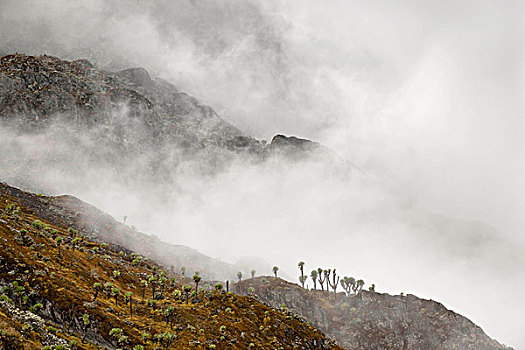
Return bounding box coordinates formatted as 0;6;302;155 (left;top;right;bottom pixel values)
0;53;329;197
235;277;511;350
0;182;341;349
0;53;315;160
0;183;513;350
0;182;238;281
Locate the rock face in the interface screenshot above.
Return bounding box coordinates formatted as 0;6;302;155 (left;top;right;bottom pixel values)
0;54;236;140
0;53;319;162
0;299;71;348
235;277;511;350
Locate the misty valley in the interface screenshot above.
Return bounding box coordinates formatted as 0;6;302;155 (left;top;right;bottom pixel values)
0;1;523;349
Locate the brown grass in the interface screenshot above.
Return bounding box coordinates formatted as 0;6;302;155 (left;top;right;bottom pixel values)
0;187;342;349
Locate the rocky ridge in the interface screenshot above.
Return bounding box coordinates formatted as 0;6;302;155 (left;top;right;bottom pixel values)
0;53;320;160
235;277;511;350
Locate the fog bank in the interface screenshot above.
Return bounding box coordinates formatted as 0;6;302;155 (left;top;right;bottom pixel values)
0;0;523;347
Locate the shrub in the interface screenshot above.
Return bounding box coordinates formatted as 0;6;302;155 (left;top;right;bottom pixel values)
71;237;82;244
111;287;120;305
109;328;123;343
118;335;129;344
154;332;176;349
55;236;63;257
30;302;43;313
0;294;12;304
104;282;113;297
46;326;58;334
14;285;25;296
93;282;102;300
82;314;90;327
182;284;192;304
193;273;202;293
32;220;44;229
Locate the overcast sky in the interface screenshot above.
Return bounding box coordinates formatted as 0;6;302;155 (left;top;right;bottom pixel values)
0;0;523;347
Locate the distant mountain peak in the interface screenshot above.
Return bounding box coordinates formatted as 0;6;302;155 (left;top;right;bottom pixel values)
0;53;323;163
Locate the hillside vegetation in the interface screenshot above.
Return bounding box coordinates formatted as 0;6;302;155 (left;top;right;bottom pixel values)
0;183;341;349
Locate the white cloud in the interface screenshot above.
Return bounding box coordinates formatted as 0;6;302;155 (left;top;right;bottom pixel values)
0;0;523;346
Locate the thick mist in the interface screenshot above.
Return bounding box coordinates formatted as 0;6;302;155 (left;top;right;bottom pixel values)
0;0;524;347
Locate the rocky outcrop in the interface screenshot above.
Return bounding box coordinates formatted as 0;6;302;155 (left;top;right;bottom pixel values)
235;277;511;350
269;134;330;160
0;54;236;143
0;53;323;161
0;300;70;348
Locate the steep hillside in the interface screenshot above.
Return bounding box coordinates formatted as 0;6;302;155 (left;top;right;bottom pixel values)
0;183;341;349
0;54;241;147
0;182;238;281
234;277;511;350
0;176;514;349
